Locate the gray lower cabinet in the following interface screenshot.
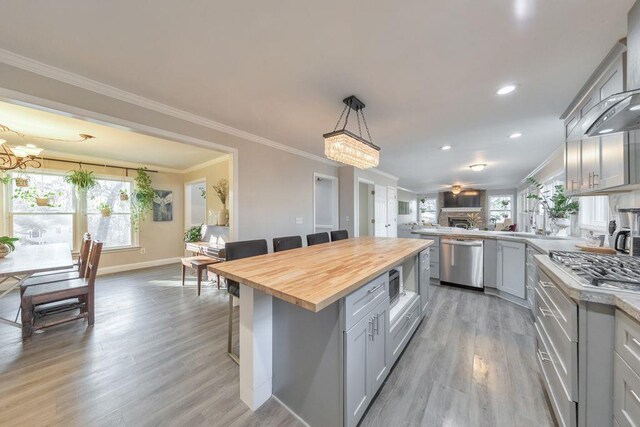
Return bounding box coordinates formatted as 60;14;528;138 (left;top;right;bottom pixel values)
614;309;640;427
419;249;430;315
344;297;390;427
420;236;439;279
497;241;526;299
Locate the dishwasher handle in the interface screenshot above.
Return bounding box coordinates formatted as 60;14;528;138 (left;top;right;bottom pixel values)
440;239;483;247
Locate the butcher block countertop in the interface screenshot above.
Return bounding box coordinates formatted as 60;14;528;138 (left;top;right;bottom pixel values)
209;236;432;312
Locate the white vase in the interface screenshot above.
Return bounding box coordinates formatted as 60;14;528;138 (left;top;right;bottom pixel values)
0;244;10;258
217;207;229;226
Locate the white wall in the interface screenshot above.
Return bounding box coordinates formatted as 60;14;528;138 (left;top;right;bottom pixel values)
0;62;338;255
314;178;333;226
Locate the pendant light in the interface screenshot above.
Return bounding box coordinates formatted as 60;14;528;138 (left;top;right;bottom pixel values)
451;185;462;195
323;96;380;169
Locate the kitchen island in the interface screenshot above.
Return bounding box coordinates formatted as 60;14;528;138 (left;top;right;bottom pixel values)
209;237;431;427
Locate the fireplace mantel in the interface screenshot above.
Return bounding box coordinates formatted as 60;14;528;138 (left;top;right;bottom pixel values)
441;207;482;213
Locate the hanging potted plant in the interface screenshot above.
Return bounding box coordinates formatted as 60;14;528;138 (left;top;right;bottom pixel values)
14;174;30;187
0;236;19;258
131;168;154;230
119;189;129;201
98;202;112;217
0;172;10;185
211;178;229;226
64;169;98;193
13;187;60;208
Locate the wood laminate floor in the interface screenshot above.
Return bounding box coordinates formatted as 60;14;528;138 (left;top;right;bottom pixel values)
0;265;555;426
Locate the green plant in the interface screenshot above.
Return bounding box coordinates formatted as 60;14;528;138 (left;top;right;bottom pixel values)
0;236;19;251
98;202;112;216
526;177;579;219
12;187;61;208
131;168;154;230
199;187;206;199
211;179;229;207
0;172;10;185
184;225;202;243
64;169;98;192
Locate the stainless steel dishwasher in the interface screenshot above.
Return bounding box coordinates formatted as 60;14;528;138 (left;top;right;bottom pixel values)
439;238;484;289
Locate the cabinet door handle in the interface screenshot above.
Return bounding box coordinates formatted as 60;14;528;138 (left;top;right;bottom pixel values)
631;389;640;405
592;173;599;188
540;308;554;318
587;172;593;189
368;284;383;294
538;349;552;362
631;337;640;348
374;314;380;335
368;320;374;340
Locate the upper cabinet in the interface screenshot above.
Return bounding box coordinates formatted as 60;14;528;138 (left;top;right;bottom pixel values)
563;42;629;195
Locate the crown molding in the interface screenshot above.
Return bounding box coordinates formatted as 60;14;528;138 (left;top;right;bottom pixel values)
369;167;399;181
0;48;339;166
182;154;231;174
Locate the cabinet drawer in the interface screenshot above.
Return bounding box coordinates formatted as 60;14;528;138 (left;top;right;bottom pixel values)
616;310;640;375
536;288;578;401
537;270;578;341
389;296;420;364
536;322;577;427
430;262;440;279
614;352;640;427
428;246;439;263
345;274;388;331
420;249;430;265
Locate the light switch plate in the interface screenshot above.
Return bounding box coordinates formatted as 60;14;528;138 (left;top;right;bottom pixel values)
346;216;350;222
295;217;302;224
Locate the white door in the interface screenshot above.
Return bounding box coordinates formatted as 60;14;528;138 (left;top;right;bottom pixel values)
374;185;388;237
387;187;397;237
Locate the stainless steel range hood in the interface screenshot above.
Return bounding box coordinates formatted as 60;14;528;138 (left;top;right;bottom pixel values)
567;89;640;141
567;3;640;141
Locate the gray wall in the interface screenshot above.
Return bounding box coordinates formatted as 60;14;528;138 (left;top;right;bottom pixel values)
397;188;418;224
0;63;338;253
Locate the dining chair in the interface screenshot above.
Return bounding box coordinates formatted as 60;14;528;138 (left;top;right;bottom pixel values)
20;240;103;339
330;230;349;242
306;232;330;246
224;239;268;364
21;234;93;289
273;235;302;252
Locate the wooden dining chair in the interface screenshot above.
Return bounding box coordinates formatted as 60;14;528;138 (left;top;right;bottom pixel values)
20;241;103;339
21;234;92;290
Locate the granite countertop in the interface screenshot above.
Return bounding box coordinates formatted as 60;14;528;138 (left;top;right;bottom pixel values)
534;254;640;322
411;227;585;254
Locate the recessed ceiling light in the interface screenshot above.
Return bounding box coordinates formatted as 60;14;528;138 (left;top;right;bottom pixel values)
440;145;452;150
598;129;614;134
497;85;517;95
469;164;487;172
630;105;640;111
509;132;523;139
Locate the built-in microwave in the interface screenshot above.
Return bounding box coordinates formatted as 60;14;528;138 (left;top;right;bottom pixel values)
389;268;400;308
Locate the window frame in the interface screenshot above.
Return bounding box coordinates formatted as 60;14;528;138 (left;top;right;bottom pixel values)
5;169;138;254
488;194;514;224
579;195;609;233
419;195;438;224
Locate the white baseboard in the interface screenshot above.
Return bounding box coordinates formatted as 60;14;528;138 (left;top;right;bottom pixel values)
97;257;182;276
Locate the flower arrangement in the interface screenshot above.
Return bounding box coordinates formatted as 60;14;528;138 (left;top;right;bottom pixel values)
211;179;229;207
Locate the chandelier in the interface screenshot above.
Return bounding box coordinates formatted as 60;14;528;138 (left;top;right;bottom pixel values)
323;96;380;169
0;139;43;170
451;185;462;195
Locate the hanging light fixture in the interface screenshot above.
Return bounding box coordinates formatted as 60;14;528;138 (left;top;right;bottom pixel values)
0;139;43;170
451;185;462;195
323;96;380;169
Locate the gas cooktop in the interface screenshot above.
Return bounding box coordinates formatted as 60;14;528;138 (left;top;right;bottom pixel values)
549;251;640;292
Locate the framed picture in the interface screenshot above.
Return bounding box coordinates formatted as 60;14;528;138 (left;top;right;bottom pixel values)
153;190;173;221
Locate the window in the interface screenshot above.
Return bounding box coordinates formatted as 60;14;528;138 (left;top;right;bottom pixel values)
489;195;513;224
87;178;133;248
579;195;609;231
8;171;135;251
419;196;437;224
10;172;75;248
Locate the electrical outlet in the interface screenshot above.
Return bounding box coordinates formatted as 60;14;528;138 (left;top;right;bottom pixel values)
295;217;303;224
140;248;146;255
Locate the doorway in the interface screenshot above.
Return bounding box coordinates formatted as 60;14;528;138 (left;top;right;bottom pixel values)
358;180;374;236
313;173;339;233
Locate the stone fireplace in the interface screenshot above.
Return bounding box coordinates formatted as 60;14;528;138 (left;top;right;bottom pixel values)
448;217;472;228
436;190;488;227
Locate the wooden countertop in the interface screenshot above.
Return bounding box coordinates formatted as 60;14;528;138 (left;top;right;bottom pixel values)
209;237;431;312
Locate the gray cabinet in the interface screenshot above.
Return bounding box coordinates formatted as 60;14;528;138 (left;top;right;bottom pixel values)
419;249;430;315
483;239;498;289
344;297;389;427
580;137;601;192
566;139;581;195
420;236;440;279
600;133;627;189
615;310;640;427
497;241;526;299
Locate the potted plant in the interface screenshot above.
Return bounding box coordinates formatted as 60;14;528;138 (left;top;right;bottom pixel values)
14;175;29;187
0;236;19;258
527;178;579;234
184;225;203;243
119;189;129;201
212;178;229;226
98;202;112;217
466;212;483;230
13;187;61;208
131;168;154;230
0;172;10;185
64;169;98;193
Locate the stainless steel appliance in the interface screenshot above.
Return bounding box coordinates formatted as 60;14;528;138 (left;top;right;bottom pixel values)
389;269;400;307
549;251;640;291
619;208;640;257
439;238;483;289
614;229;631;254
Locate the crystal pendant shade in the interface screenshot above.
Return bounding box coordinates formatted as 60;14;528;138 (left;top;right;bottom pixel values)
324;130;379;169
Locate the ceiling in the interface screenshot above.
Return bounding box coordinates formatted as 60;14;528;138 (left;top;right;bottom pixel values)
0;100;226;171
0;1;635;191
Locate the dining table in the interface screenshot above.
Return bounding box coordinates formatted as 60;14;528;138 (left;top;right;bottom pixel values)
0;243;73;328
